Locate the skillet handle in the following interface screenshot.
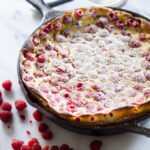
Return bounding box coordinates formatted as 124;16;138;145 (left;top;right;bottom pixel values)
26;0;50;16
124;122;150;137
26;0;65;24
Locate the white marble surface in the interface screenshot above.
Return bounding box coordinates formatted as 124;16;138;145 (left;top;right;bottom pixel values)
0;0;150;149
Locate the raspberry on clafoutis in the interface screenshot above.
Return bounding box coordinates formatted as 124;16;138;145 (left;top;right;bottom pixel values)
33;109;43;122
11;139;24;150
15;100;27;111
42;146;50;150
1;102;12;111
28;138;39;147
60;144;70;150
21;145;32;150
51;145;59;150
0;111;12;123
90;140;102;150
38;123;49;132
2;80;12;91
0;98;3;105
32;143;42;150
42;131;53;140
74;9;84;19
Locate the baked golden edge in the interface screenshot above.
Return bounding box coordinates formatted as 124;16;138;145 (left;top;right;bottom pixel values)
19;6;150;125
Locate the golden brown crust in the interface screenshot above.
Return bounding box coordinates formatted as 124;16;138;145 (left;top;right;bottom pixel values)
19;6;150;125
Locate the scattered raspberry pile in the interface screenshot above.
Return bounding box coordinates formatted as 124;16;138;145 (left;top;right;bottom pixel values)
11;138;76;150
0;80;103;150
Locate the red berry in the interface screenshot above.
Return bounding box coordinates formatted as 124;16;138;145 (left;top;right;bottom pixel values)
76;82;84;90
0;98;3;105
2;80;12;91
43;24;53;33
28;138;39;147
11;139;24;150
26;130;31;135
90;140;102;150
116;20;124;28
74;10;84;19
51;145;59;150
25;52;35;61
97;17;108;28
62;15;72;24
33;110;43;122
43;146;50;150
38;123;49;132
126;18;134;26
60;144;69;150
32;143;42;150
109;11;118;21
139;33;147;41
89;9;97;17
42;131;53;140
32;37;40;46
54;21;62;30
37;54;46;63
39;31;47;39
15;100;27;111
1;102;12;111
133;21;140;28
0;111;12;122
21;145;32;150
0;90;2;97
128;39;141;48
144;89;150;97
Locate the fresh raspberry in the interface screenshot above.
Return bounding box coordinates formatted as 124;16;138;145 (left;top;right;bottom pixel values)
38;123;49;132
60;144;69;150
1;102;12;111
15;100;27;111
33;110;43;122
37;54;46;63
74;10;84;19
43;146;50;150
2;80;12;91
32;143;42;150
0;98;3;105
26;130;31;135
0;111;12;122
28;138;39;147
11;139;24;150
21;145;32;150
90;140;102;150
51;145;59;150
42;131;53;140
0;90;2;97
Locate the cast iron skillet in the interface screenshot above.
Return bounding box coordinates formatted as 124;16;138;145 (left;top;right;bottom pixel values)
18;0;150;137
